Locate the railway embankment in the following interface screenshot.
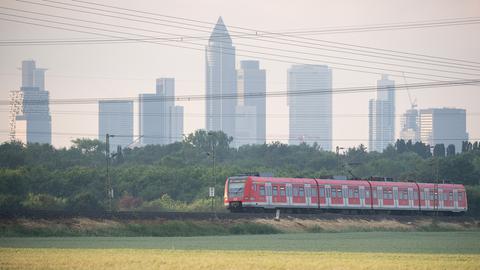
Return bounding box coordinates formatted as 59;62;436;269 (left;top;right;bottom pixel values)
1;214;478;237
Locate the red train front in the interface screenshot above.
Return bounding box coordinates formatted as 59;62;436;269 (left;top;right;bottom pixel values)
224;175;468;214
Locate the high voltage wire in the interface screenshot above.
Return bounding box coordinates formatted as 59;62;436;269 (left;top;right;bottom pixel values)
10;1;480;72
2;79;479;106
69;0;480;67
1;110;479;119
0;11;475;82
1;130;476;143
2;6;480;78
8;0;480;72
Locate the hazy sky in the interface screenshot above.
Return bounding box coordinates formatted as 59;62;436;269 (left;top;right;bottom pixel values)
0;0;479;149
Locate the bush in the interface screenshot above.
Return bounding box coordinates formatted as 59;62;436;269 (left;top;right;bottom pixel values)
466;186;480;216
117;193;143;210
67;192;104;213
0;194;23;212
21;193;67;210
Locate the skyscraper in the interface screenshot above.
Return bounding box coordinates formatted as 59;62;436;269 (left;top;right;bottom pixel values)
139;78;184;145
205;17;237;137
235;60;266;147
12;60;52;144
287;65;332;150
98;100;133;152
419;108;468;152
369;74;395;152
399;108;419;142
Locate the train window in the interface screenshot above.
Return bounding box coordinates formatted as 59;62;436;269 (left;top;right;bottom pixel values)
413;191;418;199
337;189;343;198
311;188;317;197
378;190;383;200
252;184;256;191
458;192;463;201
348;189;353;198
293;187;299;197
280;187;286;196
420;191;424;200
259;186;265;196
354;189;359;198
449;192;453;201
319;188;325;197
366;190;370;199
332;189;337;198
372;190;377;199
273;186;278;196
299;187;305;197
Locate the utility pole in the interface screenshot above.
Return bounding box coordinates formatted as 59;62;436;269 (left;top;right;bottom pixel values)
105;133;115;212
207;132;216;215
336;146;344;175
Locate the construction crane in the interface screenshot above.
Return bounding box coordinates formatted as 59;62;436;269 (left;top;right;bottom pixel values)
402;72;417;110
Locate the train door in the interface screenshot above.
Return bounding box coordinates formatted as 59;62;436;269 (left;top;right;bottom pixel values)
359;186;365;208
286;183;293;206
438;189;444;210
393;187;399;209
408;188;414;209
342;185;348;207
425;188;431;209
305;184;311;207
377;186;383;208
265;182;272;207
453;189;458;210
325;185;331;207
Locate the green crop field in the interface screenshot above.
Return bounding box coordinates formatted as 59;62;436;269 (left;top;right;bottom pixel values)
1;232;479;269
1;231;479;253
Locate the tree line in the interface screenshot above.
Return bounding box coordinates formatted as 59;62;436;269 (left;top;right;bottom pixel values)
1;130;479;214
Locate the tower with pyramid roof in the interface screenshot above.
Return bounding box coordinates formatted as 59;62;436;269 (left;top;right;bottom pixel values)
205;17;237;137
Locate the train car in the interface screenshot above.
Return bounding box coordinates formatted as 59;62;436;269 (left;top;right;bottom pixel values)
224;175;468;214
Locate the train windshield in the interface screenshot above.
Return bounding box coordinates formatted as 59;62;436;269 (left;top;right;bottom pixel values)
228;177;246;197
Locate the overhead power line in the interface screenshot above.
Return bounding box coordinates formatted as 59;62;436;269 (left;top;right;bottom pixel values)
69;0;480;67
2;108;479;118
2;6;480;77
0;12;475;82
1;130;476;143
8;0;480;73
2;79;479;106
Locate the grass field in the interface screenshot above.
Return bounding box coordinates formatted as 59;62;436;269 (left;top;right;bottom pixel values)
1;232;479;269
1;249;479;270
1;231;479;253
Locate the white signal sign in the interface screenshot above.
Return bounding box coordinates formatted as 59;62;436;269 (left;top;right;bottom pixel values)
209;187;215;197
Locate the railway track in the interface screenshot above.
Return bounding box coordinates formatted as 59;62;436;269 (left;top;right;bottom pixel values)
0;209;477;222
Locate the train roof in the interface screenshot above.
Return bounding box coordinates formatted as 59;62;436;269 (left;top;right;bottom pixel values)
240;176;465;189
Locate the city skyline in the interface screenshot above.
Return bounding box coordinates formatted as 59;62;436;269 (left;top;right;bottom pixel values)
1;0;479;149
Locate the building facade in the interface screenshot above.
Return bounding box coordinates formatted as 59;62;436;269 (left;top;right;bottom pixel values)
205;17;237;137
98;100;134;152
235;60;266;146
287;65;332;150
13;60;52;144
419;108;468;153
139;78;184;145
369;74;395;152
399;108;419;142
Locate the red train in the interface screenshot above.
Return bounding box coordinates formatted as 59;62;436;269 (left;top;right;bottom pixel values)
224;175;468;214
